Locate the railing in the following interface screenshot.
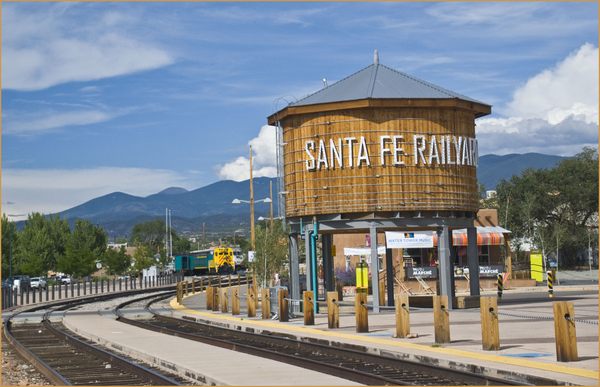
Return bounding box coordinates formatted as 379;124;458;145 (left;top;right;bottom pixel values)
1;273;183;310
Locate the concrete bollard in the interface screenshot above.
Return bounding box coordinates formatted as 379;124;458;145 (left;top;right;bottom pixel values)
278;288;289;322
480;296;500;350
355;292;369;333
261;289;271;319
326;291;339;329
433;295;450;344
247;287;256;317
395;293;410;338
303;291;315;325
553;301;578;362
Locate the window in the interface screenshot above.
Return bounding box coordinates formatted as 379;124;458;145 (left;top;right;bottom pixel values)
478;245;490;266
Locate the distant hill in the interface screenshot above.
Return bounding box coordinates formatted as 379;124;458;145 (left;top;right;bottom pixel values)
39;153;565;236
477;153;565;190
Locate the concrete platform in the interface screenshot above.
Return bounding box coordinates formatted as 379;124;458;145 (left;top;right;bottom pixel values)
62;309;360;385
168;286;599;386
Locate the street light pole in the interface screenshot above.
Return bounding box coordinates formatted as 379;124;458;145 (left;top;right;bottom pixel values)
250;145;255;251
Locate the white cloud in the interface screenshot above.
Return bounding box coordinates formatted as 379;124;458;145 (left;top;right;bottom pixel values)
2;4;173;91
2;167;196;221
217;125;278;181
5;110;116;135
477;43;598;156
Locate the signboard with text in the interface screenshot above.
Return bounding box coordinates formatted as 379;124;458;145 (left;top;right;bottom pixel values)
385;231;434;249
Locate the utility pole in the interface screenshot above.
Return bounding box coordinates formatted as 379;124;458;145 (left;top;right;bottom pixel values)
250;145;255;250
269;180;274;231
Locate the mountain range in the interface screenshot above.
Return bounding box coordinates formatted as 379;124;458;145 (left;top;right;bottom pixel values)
49;153;564;237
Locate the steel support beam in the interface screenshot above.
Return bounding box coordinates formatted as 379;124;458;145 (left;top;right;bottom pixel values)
288;234;300;313
467;226;480;296
437;226;453;310
322;234;335;294
304;228;312;292
370;224;380;313
385;247;394;306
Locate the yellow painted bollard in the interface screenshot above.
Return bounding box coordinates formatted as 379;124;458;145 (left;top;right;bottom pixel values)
497;274;503;298
395;293;410;338
303;291;315;325
247;287;256;317
261;288;271;319
480;297;500;350
433;295;450;344
278;288;289;322
327;291;339;329
220;288;228;313
547;270;554;298
553;301;578;362
232;286;240;315
355;291;369;333
206;286;213;310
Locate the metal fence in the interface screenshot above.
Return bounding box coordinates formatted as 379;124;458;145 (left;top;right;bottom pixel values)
1;273;183;310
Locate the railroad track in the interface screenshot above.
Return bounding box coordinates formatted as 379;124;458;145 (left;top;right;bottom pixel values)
3;290;184;385
117;286;520;386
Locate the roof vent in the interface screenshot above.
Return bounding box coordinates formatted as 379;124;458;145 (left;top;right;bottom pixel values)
373;49;379;65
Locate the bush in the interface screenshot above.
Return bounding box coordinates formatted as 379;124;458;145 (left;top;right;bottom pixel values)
335;267;356;286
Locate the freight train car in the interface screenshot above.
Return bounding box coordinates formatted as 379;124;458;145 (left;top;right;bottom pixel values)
175;247;235;275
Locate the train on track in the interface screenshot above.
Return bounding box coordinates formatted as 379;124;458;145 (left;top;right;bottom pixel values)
175;247;237;275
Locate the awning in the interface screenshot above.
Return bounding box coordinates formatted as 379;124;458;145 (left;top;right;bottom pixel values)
433;226;510;247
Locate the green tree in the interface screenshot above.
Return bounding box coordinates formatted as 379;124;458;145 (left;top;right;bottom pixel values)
102;246;131;275
497;148;598;268
59;220;107;277
131;244;155;275
15;213;69;276
1;215;18;278
252;220;289;287
130;219;165;252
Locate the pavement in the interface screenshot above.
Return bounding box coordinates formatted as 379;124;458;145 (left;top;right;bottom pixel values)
168;284;599;386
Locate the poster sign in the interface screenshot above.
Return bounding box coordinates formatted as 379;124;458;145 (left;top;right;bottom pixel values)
406;266;438;279
385;231;434;249
248;250;255;263
479;265;504;277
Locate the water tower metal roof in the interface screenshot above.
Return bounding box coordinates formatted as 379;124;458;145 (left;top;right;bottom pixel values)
268;61;491;123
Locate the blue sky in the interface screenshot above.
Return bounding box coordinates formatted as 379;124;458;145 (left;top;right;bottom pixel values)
2;2;598;220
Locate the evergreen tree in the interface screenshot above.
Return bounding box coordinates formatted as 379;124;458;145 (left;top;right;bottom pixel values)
59;220;107;277
102;246;131;275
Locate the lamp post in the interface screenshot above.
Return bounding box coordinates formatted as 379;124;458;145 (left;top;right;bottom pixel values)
232;197;271;250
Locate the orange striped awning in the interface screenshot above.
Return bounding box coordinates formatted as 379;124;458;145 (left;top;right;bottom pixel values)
432;227;509;247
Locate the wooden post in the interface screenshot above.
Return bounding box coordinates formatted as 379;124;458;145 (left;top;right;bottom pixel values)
220;288;228;313
335;280;344;302
355;291;369;333
379;279;385;306
206;286;213;310
247;287;256;317
176;282;182;304
192;279;196;294
213;285;220;311
232;286;240;315
228;274;232;289
395;293;410;338
480;296;500;350
433;295;450;344
278;288;289;322
261;288;271;319
326;291;339;329
553;301;578;362
303;291;315;325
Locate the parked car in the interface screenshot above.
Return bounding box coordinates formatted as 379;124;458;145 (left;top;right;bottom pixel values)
30;277;47;290
57;275;72;285
11;275;31;291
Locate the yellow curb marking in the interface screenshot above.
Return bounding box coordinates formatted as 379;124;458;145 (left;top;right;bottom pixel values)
170;296;598;380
